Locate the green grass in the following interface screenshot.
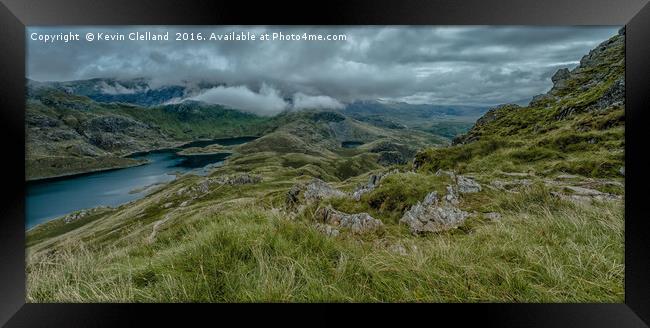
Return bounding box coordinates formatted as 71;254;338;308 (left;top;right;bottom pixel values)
26;187;623;302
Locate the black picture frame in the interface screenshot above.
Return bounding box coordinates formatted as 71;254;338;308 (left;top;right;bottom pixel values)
1;0;649;326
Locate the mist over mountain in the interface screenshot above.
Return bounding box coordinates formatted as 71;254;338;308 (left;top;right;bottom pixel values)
27;77;490;121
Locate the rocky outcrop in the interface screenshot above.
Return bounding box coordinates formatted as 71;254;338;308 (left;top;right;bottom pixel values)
352;170;398;200
171;173;262;204
61;206;108;224
400;186;469;235
456;175;481;193
287;178;346;207
591;77;624;111
454;32;624;145
551;186;621;203
207;173;262;186
435;169;456;178
489;179;532;191
352;174;382;201
434;170;481;194
314;223;340;237
315;206;383;235
551;68;571;90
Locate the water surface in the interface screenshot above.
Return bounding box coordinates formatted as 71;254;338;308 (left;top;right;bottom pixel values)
26;137;254;229
341;141;364;148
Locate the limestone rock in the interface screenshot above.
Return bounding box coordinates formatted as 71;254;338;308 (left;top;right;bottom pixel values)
456;175;481;193
400;188;469;235
315;206;383;234
287;178;345;206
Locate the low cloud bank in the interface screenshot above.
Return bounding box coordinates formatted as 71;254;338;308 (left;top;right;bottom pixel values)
189;84;287;115
189;84;344;115
292;93;344;110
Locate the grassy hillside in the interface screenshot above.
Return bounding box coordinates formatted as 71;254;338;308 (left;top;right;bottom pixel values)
26;32;624;302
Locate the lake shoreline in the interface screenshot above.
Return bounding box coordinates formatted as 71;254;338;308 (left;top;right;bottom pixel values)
26;159;150;183
26;136;258;230
26;136;259;182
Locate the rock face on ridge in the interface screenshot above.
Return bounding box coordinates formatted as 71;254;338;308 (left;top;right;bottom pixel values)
453;31;624;145
400;186;469;234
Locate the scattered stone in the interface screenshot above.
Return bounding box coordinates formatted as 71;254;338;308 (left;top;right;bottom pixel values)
435;169;456;178
314;223;340;237
500;171;533;177
388;244;408;256
208;173;262;186
400;189;469;235
552;186;621;203
352;174;383;200
61;206;107;224
456;175;482;193
147;214;172;244
196;180;210;194
351;170;398;201
315;206;383;234
180;200;190;207
557;174;580;179
288;178;346;207
484;212;502;221
444;185;460;205
162;202;174;209
565;186;605;196
619;167;625;176
490;179;532;191
303;178;346;201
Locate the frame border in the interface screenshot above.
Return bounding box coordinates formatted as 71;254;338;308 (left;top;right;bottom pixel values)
1;0;649;326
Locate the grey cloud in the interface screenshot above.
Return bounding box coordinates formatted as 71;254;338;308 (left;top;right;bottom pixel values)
189;84;287;116
293;93;344;110
27;26;620;107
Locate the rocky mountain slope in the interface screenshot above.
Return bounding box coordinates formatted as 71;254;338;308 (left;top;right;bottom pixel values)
27;78;224;107
417;28;625;179
25;88;275;180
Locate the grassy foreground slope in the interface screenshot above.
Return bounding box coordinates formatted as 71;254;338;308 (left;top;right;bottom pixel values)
27;32;624;302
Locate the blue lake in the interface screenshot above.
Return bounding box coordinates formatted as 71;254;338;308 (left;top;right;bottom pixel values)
26;137;255;229
341;141;364;148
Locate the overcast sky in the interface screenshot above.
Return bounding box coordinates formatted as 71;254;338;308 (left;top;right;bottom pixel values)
27;26;619;111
